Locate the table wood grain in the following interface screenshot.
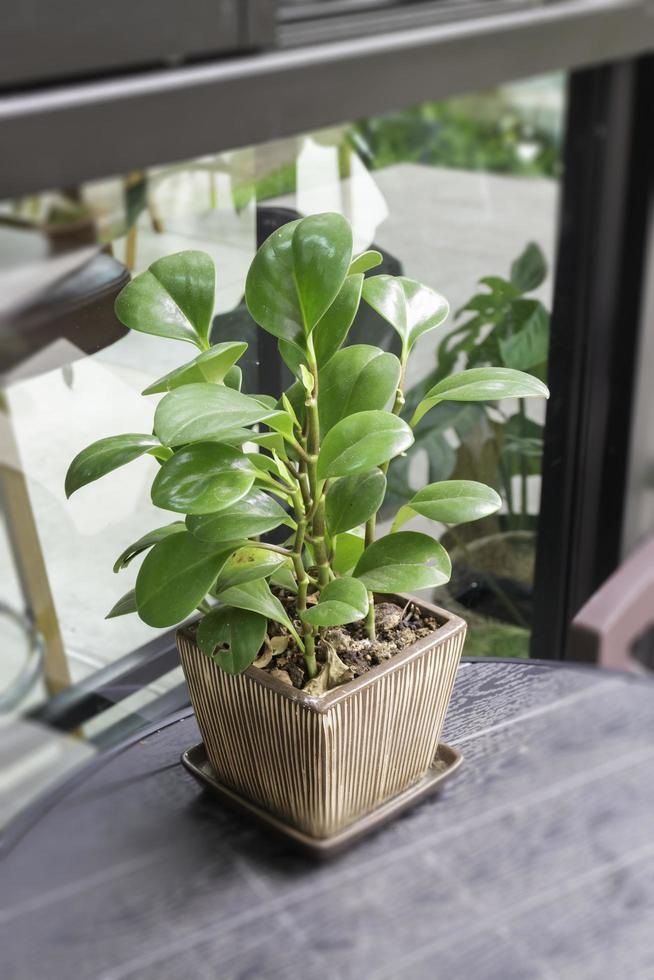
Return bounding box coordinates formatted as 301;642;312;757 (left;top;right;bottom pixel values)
2;661;654;980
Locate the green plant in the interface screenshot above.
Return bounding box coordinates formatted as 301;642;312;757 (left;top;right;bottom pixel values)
65;214;548;684
394;242;550;528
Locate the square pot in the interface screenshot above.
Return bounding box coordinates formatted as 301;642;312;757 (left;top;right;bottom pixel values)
177;596;466;839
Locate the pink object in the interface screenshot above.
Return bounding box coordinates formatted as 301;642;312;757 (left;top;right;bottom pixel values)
569;536;654;672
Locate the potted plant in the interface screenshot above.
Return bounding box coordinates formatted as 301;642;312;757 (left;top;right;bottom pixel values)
65;213;548;850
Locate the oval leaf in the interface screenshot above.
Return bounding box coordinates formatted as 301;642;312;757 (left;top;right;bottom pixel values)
245;218;304;343
106;589;138;619
318;345;401;434
411;368;550;427
291;213;353;332
142;342;247;395
213;547;289;591
113;522;185;573
318;411;414;480
213;578;299;642
65;434;160;497
349;250;383;275
406;480;502;526
301;578;369;628
151;443;255;515
135;531;229;627
115;250;215;348
332;531;365;575
154;383;276;446
510;242;547;293
354;531;451;591
362;275;449;354
196;606;267;674
325;470;386;534
279;273;364;377
186;489;289;543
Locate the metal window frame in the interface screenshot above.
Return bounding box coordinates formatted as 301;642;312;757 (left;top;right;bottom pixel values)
531;54;654;660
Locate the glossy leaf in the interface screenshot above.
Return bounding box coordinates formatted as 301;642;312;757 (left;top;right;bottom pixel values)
279;273;364;377
325;469;386;534
362;275;449;354
142;342;247;395
332;531;365;575
510;242;547;293
213;547;289;591
196;606;267;673
65;434;160;497
354;531;451;591
115;250;215;348
291;212;353;332
106;589;138;619
151;443;255;515
214;578;299;640
318;345;401;434
349;250;383;275
301;578;369;628
411;368;550;427
113;522;185;573
186;489;289;543
135;532;228;627
317;411;414;479
246;213;352;340
223;365;242;390
154;383;276;446
398;480;502;527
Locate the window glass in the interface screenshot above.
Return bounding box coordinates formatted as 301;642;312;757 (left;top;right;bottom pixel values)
0;73;566;739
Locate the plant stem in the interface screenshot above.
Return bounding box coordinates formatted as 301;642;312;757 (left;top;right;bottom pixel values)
305;339;331;588
362;354;408;642
291;480;317;677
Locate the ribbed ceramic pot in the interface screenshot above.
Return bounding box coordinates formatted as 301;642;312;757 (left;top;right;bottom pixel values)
177;596;466;839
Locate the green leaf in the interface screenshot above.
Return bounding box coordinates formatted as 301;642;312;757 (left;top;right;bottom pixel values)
154;383;276;446
332;530;365;575
313;273;364;366
362;275;449;354
65;434;160;497
135;531;229;627
151;443;255;515
499;301;549;371
245;213;352;341
106;589;138;619
291;213;353;333
354;531;451;591
142;342;247;395
402;480;502;526
301;578;369;628
318;411;414;479
186;489;289;543
214;578;298;638
245;218;303;343
278;273;364;377
325;469;386;534
213;547;289;590
115;250;215;348
411;368;550;427
196;606;267;674
348;250;383;275
318;345;401;434
510;242;547;293
223;365;242;390
113;522;185;572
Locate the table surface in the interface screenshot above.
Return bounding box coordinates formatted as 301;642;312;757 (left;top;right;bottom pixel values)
2;660;654;980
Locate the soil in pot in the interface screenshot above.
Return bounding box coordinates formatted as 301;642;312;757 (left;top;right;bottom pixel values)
196;596;441;694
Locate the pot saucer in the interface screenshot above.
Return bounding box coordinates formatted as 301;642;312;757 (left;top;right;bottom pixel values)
181;741;463;859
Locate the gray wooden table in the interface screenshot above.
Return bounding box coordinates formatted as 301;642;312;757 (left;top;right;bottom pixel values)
2;661;654;980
